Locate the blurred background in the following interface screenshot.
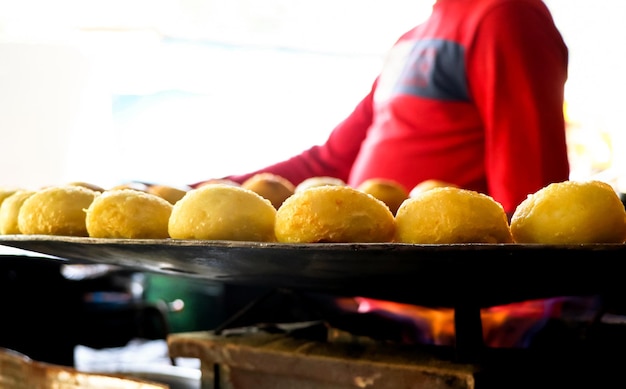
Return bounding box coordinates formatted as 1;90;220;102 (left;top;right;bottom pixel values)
0;0;624;191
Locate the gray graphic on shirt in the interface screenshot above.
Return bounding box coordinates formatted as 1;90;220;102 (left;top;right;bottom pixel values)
376;39;468;102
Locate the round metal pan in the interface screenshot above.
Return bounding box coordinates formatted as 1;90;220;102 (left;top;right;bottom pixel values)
1;235;625;308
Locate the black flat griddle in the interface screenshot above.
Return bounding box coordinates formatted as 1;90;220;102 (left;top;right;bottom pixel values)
1;235;625;309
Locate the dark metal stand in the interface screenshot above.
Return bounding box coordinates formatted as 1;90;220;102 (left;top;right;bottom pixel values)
454;303;484;363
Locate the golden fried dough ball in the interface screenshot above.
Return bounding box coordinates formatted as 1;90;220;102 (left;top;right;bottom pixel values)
510;180;626;244
409;179;458;198
395;187;513;244
241;173;295;209
275;185;395;243
0;189;19;207
295;176;346;192
356;178;409;215
195;179;241;188
110;182;150;192
0;190;36;234
169;184;277;241
85;189;173;239
68;181;106;192
146;184;189;205
18;185;99;236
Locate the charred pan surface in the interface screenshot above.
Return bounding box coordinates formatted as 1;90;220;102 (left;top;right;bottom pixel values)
0;236;625;308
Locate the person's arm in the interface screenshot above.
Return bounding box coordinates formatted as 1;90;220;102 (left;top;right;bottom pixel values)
467;1;570;214
191;82;376;188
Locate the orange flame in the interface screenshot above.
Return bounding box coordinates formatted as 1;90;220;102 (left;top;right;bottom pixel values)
334;296;600;348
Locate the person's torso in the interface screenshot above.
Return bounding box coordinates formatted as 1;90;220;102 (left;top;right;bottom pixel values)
347;0;541;195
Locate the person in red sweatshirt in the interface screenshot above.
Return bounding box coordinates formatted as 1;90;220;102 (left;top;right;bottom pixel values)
192;0;569;217
188;0;580;349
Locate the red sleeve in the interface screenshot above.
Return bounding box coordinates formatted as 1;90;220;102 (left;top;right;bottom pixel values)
467;1;570;213
192;82;376;188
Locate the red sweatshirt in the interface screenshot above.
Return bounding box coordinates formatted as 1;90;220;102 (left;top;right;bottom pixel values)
200;0;569;214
